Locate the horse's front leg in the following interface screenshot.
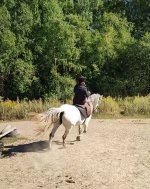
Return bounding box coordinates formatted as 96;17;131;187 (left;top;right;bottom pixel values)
83;115;91;133
49;122;60;150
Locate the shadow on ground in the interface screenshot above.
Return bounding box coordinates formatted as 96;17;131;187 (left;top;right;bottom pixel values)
5;140;49;153
3;140;76;154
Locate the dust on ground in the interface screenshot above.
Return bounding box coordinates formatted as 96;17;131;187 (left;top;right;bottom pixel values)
0;119;150;189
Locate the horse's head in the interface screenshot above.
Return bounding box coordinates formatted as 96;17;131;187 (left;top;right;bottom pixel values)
89;94;103;113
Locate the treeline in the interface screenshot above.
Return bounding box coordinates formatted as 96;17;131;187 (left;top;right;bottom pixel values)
0;0;150;100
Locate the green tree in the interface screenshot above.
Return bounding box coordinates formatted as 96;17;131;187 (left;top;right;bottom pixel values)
125;0;150;38
0;1;35;99
116;32;150;96
90;12;134;95
31;0;81;99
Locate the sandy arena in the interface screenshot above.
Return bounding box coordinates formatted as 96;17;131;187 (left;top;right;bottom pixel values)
0;119;150;189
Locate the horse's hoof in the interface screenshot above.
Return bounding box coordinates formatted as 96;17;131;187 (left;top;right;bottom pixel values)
83;130;87;133
48;144;52;150
48;146;51;151
76;136;81;141
63;143;66;148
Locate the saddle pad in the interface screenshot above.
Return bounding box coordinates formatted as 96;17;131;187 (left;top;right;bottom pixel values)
74;103;91;118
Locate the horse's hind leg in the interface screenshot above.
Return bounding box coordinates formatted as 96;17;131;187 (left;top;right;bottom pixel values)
49;122;60;149
62;126;72;148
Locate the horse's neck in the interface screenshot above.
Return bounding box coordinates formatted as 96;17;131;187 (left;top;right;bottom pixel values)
89;94;98;110
88;94;95;104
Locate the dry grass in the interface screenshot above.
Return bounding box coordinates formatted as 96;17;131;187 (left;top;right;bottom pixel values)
95;96;150;118
0;98;61;120
0;96;149;120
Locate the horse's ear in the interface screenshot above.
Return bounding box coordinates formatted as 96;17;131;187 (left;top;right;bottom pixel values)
99;95;103;99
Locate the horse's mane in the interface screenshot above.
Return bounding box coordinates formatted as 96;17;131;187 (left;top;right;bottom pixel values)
89;94;101;110
89;93;100;102
90;93;100;98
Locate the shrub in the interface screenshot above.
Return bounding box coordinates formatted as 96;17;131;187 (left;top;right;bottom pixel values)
120;96;150;116
0;98;61;120
0;96;149;120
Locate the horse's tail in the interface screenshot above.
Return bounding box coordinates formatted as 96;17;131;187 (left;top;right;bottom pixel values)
35;108;64;135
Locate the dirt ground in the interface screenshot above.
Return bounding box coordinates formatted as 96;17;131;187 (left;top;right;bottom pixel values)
0;119;150;189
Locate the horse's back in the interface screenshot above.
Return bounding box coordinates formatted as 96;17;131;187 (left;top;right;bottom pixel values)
60;104;81;126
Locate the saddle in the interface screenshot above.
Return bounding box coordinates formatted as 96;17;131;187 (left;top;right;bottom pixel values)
74;102;92;118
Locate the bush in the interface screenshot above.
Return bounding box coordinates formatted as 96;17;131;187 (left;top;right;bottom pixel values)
0;98;61;120
0;96;149;120
99;96;120;115
120;96;150;116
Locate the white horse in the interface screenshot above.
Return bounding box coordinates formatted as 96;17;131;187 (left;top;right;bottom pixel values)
37;94;103;149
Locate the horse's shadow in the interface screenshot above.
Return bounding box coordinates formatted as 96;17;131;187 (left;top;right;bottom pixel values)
4;140;76;153
5;140;49;153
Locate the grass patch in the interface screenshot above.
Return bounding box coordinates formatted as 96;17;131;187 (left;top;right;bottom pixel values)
95;96;150;118
0;95;149;120
0;98;61;120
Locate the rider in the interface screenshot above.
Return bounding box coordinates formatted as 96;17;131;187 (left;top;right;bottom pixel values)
73;75;91;105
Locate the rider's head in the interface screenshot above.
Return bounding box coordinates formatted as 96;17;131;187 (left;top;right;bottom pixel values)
77;75;86;84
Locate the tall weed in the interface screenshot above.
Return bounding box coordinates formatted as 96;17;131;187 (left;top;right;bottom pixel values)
0;96;149;120
120;96;150;116
0;98;61;120
99;96;120;115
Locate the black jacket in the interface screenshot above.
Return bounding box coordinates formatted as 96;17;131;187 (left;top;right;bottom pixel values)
73;82;90;105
